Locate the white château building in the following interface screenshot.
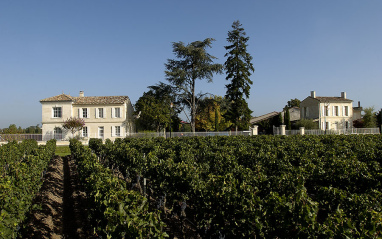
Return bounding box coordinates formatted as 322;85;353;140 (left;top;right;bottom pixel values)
40;91;135;141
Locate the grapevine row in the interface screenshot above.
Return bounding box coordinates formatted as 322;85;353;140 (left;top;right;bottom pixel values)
89;135;382;238
0;139;56;239
69;139;168;238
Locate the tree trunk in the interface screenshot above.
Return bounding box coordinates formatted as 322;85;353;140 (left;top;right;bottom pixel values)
191;78;196;133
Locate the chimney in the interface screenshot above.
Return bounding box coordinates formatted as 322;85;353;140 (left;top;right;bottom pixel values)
311;91;316;98
358;101;361;107
79;91;84;97
341;92;346;99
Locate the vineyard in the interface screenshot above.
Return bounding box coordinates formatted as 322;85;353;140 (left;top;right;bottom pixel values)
0;139;56;238
72;135;381;238
1;135;381;238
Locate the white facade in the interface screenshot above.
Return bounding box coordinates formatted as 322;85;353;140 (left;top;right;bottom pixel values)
300;91;354;130
40;91;135;141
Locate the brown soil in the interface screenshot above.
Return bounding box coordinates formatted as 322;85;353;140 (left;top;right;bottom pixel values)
19;155;94;239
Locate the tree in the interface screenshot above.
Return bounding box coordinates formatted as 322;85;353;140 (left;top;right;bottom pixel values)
195;96;231;131
62;117;85;138
377;109;382;131
25;125;42;134
135;92;171;132
134;82;180;132
2;124;22;134
294;119;318;129
362;107;377;128
284;109;291;130
285;98;301;109
224;20;254;131
165;38;223;132
276;113;283;127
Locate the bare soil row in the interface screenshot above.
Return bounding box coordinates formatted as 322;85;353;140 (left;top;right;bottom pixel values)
19;156;94;239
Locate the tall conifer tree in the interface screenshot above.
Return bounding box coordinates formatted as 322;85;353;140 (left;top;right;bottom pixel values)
285;109;291;130
224;21;254;131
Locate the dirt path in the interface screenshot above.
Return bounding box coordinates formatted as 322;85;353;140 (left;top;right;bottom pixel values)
19;156;93;239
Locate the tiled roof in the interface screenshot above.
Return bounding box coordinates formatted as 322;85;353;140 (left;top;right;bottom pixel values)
73;96;129;105
250;111;279;124
40;94;129;105
40;94;74;102
314;96;353;103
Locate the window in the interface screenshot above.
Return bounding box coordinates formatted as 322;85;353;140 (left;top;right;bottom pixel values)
98;126;104;138
346;121;349;129
115;108;121;118
97;108;104;118
115;126;121;136
82;108;88;118
334;106;339;116
324;106;329;116
53;107;62;118
82;127;88;137
326;122;330;130
344;106;349;116
54;127;62;140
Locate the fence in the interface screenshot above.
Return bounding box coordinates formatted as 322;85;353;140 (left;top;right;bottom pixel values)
273;126;380;136
0;131;253;143
303;128;381;135
166;131;251;138
0;134;43;142
285;130;301;136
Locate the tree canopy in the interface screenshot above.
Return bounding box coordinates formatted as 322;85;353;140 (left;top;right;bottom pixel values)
362;107;377;128
195;96;231;132
284;109;291;130
224;20;254;131
62;117;85;137
165;38;223;132
295;119;319;130
0;124;42;134
134;82;180;132
285;98;301;109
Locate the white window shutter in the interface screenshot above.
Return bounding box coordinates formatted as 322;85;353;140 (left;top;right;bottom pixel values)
111;126;114;137
111;108;114;118
78;109;81;118
95;108;98;118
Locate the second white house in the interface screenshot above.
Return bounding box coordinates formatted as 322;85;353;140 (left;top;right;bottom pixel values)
300;91;362;130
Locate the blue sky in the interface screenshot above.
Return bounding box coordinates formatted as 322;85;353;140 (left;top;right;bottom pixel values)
0;0;381;128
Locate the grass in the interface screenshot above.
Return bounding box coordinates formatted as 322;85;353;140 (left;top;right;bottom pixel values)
55;146;71;157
